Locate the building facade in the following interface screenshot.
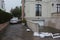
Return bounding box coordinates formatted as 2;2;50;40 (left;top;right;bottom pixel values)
24;0;60;18
0;0;5;10
22;0;60;34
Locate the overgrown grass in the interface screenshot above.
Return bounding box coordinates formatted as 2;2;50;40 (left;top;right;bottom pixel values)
39;27;60;33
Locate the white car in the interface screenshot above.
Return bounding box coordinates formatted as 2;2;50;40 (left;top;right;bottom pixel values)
10;17;19;23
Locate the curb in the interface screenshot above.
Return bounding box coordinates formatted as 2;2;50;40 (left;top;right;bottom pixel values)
0;22;9;31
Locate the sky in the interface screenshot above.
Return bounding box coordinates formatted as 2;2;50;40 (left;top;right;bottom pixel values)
4;0;21;12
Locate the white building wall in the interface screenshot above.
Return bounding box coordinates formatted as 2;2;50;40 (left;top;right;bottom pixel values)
25;1;35;17
25;0;60;18
24;0;60;33
0;0;5;10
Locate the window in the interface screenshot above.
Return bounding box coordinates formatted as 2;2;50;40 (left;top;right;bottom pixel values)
36;4;42;16
57;4;60;13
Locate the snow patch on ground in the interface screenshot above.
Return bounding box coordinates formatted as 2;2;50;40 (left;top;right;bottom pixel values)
33;32;60;38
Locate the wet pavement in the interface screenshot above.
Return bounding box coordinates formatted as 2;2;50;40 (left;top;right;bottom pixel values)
1;24;60;40
1;24;33;40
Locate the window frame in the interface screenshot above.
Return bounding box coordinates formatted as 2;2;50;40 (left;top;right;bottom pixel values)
36;4;42;16
57;4;60;13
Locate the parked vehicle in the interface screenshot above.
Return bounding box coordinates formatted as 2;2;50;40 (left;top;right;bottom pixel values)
10;17;19;23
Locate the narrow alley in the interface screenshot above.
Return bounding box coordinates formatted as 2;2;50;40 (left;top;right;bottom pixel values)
1;23;60;40
1;24;33;40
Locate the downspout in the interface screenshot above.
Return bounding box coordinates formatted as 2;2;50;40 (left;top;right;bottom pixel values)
22;0;24;20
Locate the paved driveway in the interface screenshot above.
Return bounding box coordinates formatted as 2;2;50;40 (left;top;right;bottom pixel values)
2;24;33;40
1;24;60;40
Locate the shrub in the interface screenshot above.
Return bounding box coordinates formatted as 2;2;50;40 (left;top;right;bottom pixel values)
22;18;27;25
0;9;13;24
22;18;26;23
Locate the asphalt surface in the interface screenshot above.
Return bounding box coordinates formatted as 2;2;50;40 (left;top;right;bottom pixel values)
1;23;60;40
1;24;33;40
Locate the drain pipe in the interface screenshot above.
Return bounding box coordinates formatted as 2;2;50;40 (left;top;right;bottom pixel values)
22;0;24;20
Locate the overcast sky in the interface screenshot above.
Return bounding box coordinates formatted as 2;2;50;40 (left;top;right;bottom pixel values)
4;0;21;12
